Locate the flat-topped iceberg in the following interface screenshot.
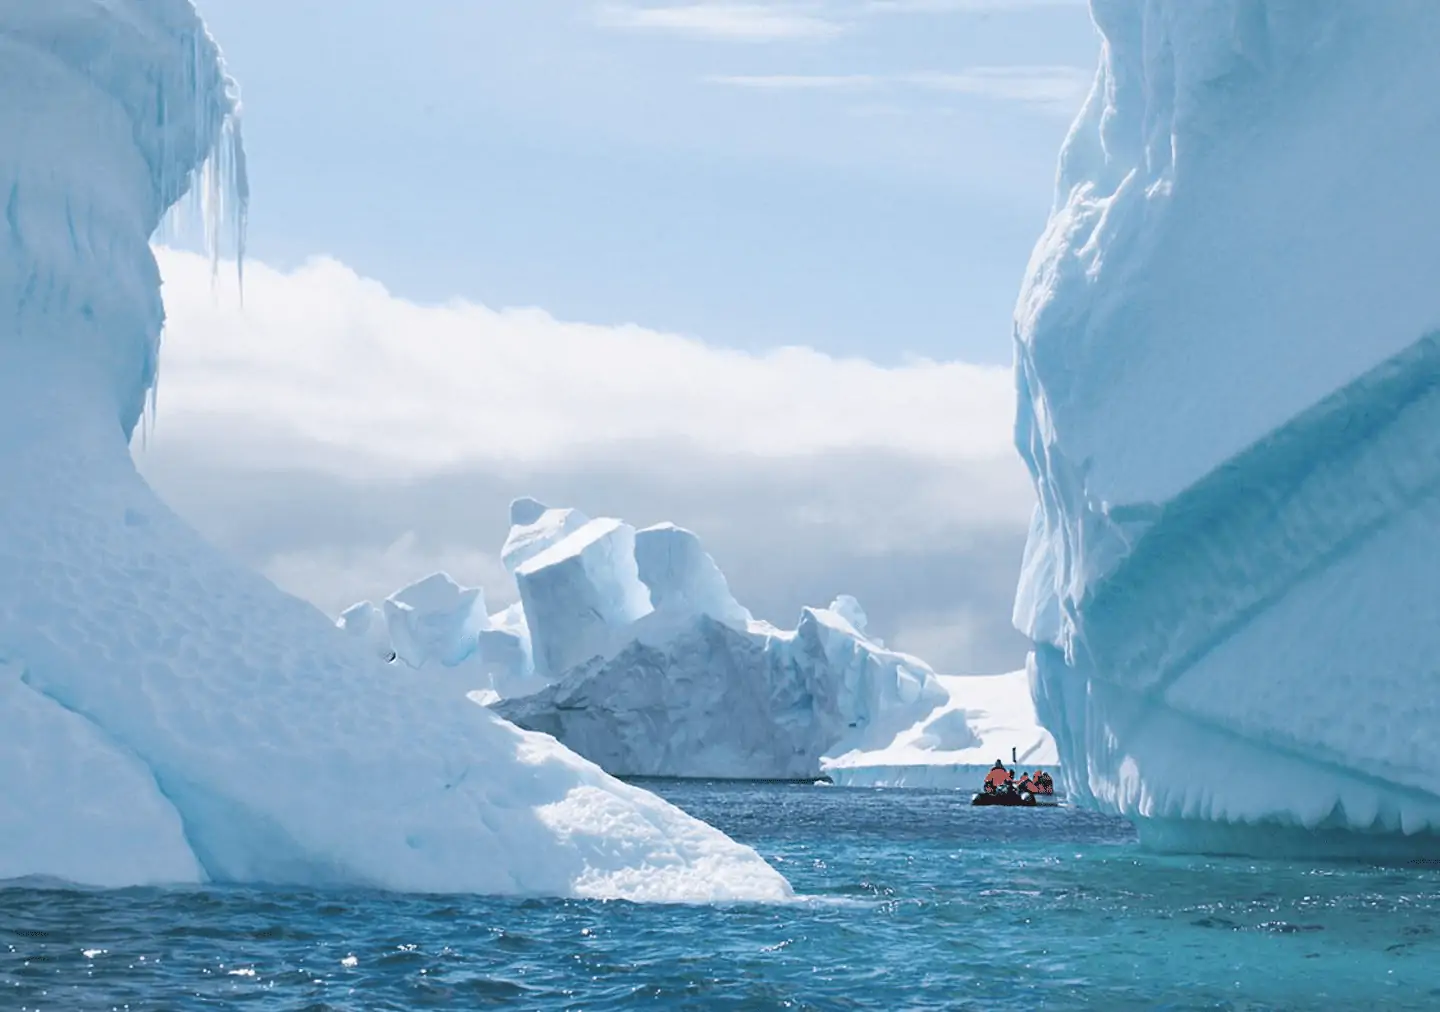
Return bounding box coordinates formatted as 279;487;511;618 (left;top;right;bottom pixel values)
0;0;791;901
1013;0;1440;856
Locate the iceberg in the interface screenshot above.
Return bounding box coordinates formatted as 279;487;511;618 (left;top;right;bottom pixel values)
340;573;541;700
1013;1;1440;856
495;601;950;780
823;670;1058;790
634;522;753;632
501;498;591;575
516;517;655;680
352;499;959;780
0;0;792;901
337;600;398;663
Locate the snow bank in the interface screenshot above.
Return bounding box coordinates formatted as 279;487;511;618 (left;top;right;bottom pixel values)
1013;0;1440;855
823;671;1058;790
0;0;791;901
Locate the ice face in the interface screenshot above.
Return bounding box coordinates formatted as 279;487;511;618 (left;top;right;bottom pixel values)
495;594;949;780
496;617;818;779
516;518;654;679
341;578;541;699
383;573;488;670
500;500;591;575
337;601;397;663
1013;1;1440;855
0;0;245;439
633;523;752;631
0;2;791;901
827;595;869;638
0;659;202;886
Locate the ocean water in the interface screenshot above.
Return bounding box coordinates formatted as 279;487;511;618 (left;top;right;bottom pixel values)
4;782;1440;1011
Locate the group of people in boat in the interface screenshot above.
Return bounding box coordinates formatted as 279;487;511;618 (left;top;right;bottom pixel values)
981;760;1054;796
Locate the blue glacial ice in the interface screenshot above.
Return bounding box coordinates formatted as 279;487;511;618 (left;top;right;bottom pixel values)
1013;0;1440;856
0;0;792;901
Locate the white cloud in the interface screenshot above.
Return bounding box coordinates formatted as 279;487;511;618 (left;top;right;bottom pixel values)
152;248;1016;477
705;73;878;89
704;66;1093;115
862;0;1086;12
596;3;844;41
904;66;1093;111
261;531;515;620
143;247;1034;671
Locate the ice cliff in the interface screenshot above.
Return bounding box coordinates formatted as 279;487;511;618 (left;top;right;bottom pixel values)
1013;0;1440;856
0;0;791;901
344;501;956;779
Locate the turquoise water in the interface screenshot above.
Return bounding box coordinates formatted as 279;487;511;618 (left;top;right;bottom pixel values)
5;781;1440;1010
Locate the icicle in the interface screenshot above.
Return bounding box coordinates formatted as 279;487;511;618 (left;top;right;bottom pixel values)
154;26;248;304
145;11;250;437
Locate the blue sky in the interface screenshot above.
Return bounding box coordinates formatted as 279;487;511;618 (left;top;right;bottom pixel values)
143;0;1100;674
191;0;1098;363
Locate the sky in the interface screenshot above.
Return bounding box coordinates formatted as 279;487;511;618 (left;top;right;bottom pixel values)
135;0;1100;674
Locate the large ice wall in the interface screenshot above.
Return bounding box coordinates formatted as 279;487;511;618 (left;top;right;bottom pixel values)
1013;0;1440;856
0;0;245;439
0;0;791;901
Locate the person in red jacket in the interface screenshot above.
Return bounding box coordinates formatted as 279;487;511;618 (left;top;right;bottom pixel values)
982;760;1010;793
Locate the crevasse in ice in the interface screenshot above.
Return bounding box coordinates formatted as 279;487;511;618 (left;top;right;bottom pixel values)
0;0;791;901
1013;0;1440;856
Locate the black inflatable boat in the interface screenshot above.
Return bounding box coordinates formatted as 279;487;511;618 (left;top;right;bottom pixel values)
971;790;1060;807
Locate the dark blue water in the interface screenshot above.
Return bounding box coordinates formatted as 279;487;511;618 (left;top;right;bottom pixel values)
5;782;1440;1010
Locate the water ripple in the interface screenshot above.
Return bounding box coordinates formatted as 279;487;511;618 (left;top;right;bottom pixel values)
3;783;1440;1009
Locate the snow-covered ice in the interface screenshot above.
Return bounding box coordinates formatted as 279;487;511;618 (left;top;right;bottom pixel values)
823;671;1058;790
1013;0;1440;856
0;0;792;901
